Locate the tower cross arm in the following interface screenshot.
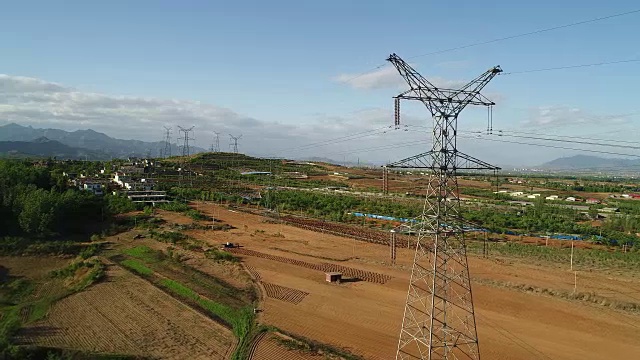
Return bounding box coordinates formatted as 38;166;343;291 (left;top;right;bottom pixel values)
387;53;447;103
449;65;502;113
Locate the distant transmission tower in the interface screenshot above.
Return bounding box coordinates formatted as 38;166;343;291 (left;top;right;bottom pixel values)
229;134;242;154
178;126;195;157
163;126;172;158
178;126;195;189
213;131;221;152
386;53;502;360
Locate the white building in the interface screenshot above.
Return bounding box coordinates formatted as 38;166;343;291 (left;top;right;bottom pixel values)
510;191;524;197
546;195;559;200
566;197;577;202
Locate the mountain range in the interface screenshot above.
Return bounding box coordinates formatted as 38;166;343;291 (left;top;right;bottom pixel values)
0;123;206;159
1;123;639;170
539;155;640;170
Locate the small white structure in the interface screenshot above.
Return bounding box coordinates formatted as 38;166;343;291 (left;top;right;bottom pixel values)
546;195;559;200
566;197;577;202
510;191;524;197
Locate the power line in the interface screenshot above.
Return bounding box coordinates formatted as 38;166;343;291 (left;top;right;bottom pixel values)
407;8;640;59
461;134;640;158
501;58;640;75
465;131;640;151
270;126;391;156
490;128;640;146
333;9;640;89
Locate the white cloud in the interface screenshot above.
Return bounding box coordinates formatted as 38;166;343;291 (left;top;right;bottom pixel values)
522;105;633;128
1;74;604;166
332;66;405;90
0;74;412;161
333;65;468;91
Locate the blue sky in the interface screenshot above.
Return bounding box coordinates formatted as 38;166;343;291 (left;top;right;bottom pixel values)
1;1;639;166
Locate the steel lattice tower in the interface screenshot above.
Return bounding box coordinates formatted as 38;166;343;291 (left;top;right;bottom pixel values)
229;134;242;153
386;53;502;360
163;126;172;158
178;126;195;157
213;131;221;152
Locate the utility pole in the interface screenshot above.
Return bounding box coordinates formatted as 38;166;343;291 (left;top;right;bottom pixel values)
229;134;242;154
386;53;502;360
570;240;574;270
383;166;389;195
163;126;172;158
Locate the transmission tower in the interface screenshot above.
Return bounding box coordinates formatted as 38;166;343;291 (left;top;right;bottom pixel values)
229;134;242;153
386;53;502;360
163;126;172;158
178;126;195;157
213;131;221;152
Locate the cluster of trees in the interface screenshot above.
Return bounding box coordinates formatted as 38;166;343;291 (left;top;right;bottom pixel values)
253;188;638;247
259;190;422;222
541;180;634;193
463;202;638;246
0;160;135;239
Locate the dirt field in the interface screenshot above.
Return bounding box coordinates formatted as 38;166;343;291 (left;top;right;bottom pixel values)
191;202;640;360
0;256;69;279
17;264;235;360
251;333;320;360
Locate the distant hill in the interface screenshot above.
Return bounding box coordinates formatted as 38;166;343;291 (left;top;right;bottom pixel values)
0;123;206;158
0;137;110;160
540;155;640;170
298;156;377;168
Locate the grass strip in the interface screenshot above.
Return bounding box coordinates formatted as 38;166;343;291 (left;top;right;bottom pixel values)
120;259;153;276
122;246;160;263
158;278;254;360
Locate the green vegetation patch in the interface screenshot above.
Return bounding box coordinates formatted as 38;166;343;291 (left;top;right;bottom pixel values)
1;257;105;356
158;278;255;360
205;248;240;263
120;259;153;276
122;246;163;263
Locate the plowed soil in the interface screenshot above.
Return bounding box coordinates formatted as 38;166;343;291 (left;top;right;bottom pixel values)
17;265;235;360
190;202;640;360
251;333;320;360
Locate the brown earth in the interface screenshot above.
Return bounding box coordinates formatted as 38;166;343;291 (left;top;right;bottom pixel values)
251;333;321;360
0;256;69;279
189;202;640;360
17;264;235;360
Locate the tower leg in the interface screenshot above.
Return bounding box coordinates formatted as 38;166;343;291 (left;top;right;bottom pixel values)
396;173;480;360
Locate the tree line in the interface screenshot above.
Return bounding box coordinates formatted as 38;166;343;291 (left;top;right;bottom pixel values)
0;159;135;240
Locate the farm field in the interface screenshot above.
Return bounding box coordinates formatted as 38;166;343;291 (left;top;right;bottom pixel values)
189;202;640;360
251;333;321;360
16;264;235;360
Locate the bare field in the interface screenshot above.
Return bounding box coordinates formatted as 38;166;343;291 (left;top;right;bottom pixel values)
190;202;640;360
0;256;69;279
251;333;320;360
17;264;235;360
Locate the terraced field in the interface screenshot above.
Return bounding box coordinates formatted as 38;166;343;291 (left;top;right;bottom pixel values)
16;265;235;360
251;333;320;360
229;248;392;284
262;283;309;304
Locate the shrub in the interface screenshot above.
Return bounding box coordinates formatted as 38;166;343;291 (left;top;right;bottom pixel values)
205;249;240;263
